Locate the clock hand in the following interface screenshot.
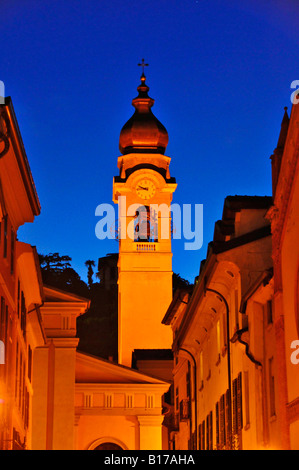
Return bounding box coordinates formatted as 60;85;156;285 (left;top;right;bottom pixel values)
137;186;148;191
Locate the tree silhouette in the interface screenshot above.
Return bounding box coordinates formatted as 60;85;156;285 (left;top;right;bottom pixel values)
173;272;192;291
38;252;88;297
39;252;72;272
85;259;95;289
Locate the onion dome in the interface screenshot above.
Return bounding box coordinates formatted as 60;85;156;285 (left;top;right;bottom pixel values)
119;72;169;155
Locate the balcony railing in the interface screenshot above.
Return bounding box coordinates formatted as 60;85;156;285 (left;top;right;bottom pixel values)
135;242;157;252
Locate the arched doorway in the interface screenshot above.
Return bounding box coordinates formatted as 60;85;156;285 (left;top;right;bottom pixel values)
94;442;123;450
88;437;127;450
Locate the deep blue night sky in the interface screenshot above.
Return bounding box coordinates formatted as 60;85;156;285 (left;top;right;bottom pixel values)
2;0;298;283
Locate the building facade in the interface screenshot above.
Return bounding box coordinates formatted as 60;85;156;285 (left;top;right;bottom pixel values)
0;72;174;450
0;97;42;449
163;101;299;450
267;101;299;449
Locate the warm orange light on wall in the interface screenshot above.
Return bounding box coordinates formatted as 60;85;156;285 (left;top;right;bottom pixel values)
0;377;6;404
0;382;4;404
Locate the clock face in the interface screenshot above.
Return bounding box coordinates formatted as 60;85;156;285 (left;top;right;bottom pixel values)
136;179;156;200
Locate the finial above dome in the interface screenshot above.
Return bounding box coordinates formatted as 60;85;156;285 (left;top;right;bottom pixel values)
119;60;169;155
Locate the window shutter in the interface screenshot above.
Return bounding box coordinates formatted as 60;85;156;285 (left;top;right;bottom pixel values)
216;402;220;449
232;378;238;434
201;420;205;450
206;415;209;450
209;411;213;450
220;394;225;448
198;423;201;450
225;389;231;447
237;372;243;431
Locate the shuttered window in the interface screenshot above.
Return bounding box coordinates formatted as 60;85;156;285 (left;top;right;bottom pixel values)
3;215;7;258
215;402;220;449
269;358;276;417
198;423;202;450
10;228;15;274
220;394;225;448
206;411;213;450
237;373;243;431
232;372;243;449
201;420;205;450
225;390;231;447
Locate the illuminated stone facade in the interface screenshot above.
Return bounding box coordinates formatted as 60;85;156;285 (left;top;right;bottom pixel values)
163;102;299;450
0;76;174;450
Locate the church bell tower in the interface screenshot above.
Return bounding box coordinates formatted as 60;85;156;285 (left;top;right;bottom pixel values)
113;62;177;367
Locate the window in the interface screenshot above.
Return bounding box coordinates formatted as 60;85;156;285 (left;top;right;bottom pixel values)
28;346;32;383
179;398;190;421
201;420;205;450
225;389;231;447
198;421;205;450
199;351;204;389
219;394;226;448
206;411;213;450
24;389;29;430
234;289;239;330
10;228;15;274
269;357;276;417
0;296;5;342
216;320;221;364
222;311;228;350
175;386;179;412
134;206;158;242
12;429;25;450
15;341;18;400
3;215;7;258
266;300;273;325
18;352;23;410
190;431;197;450
21;360;25;419
217;391;232;449
244;371;250;428
20;291;26;340
198;423;202;450
186;361;191;401
17;280;21;319
232;372;243;449
215;402;220;449
4;305;8;380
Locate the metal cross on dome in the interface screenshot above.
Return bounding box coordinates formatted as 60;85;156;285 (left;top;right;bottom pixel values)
138;58;149;74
